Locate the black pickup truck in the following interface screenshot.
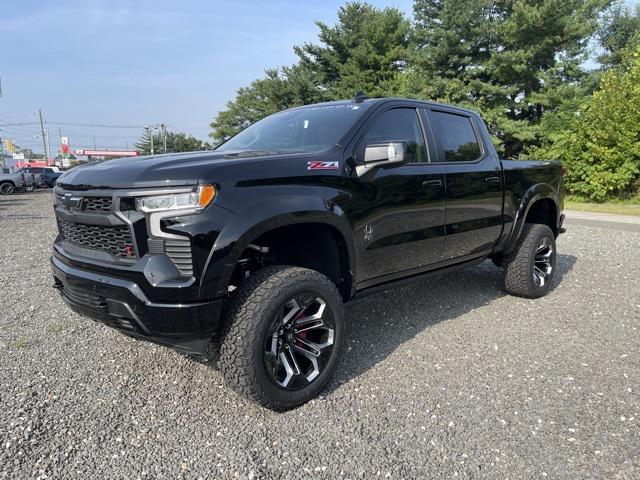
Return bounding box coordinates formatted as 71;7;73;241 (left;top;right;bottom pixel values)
52;97;565;410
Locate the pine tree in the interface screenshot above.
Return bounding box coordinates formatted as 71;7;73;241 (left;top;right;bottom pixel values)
295;2;411;99
210;65;325;144
409;0;611;157
210;2;411;143
135;130;211;155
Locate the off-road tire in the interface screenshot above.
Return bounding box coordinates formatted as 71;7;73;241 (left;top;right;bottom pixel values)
0;182;15;195
503;223;556;298
219;265;344;411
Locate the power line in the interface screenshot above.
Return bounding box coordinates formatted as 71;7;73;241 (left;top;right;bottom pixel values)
45;121;146;129
0;122;41;127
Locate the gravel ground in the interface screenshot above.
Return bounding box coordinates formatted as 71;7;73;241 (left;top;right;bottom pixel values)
1;191;639;479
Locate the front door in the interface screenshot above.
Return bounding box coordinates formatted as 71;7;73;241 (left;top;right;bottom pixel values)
349;107;446;285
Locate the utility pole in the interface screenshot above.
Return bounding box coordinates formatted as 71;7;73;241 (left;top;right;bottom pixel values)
93;136;96;150
145;126;154;154
161;124;167;153
38;109;48;160
46;131;52;165
0;135;4;169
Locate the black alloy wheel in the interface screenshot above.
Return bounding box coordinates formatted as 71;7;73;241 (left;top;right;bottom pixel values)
219;265;344;410
0;182;15;195
263;294;336;391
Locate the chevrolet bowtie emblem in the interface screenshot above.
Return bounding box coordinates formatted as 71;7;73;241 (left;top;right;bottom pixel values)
62;193;82;209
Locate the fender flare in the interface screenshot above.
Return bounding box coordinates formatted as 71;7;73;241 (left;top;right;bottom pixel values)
504;183;559;254
199;195;356;298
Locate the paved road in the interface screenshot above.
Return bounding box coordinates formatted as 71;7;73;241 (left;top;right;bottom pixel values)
564;209;640;234
1;192;638;479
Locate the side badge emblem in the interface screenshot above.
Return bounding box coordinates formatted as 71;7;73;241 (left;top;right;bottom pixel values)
308;161;339;171
363;224;373;242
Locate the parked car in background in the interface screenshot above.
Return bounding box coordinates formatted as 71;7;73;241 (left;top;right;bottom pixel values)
14;169;40;190
0;170;29;194
19;167;61;187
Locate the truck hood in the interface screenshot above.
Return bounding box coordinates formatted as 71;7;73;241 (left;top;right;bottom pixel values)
56;150;305;190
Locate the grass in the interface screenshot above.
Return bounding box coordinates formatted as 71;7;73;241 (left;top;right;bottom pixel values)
10;336;31;349
565;195;640;216
46;323;66;333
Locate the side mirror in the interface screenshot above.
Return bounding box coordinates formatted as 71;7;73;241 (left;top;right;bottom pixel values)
363;141;410;167
356;141;412;177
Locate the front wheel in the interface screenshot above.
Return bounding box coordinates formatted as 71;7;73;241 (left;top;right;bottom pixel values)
0;182;15;195
503;223;557;298
219;266;344;410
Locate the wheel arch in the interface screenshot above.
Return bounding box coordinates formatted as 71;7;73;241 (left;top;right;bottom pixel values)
199;196;356;300
504;184;560;254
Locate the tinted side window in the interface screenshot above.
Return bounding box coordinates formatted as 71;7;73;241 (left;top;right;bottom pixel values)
430;111;482;162
362;108;428;163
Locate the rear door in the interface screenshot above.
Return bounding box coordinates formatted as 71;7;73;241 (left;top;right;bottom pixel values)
350;104;446;285
425;108;503;259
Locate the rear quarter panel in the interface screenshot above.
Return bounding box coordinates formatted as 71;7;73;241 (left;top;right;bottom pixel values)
497;159;564;252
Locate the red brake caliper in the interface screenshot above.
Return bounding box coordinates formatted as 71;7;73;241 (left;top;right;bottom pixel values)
295;307;308;340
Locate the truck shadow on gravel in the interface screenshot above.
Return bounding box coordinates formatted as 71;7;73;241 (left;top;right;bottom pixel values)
198;254;577;398
326;254;577;392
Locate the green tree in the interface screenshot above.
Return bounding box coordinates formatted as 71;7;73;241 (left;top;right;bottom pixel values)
295;2;411;99
408;0;611;157
597;1;640;69
135;130;211;155
210;2;411;143
210;65;325;144
531;40;640;200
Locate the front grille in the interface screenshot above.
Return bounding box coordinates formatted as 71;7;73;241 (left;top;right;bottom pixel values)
58;219;136;258
82;197;112;211
55;194;113;211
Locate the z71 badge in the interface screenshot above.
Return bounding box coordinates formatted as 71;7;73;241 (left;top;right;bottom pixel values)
308;161;339;171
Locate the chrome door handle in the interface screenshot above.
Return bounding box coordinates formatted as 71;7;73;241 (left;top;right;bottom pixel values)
422;179;442;188
485;176;500;183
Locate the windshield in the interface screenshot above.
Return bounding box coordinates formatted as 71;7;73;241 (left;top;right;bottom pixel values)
216;102;370;153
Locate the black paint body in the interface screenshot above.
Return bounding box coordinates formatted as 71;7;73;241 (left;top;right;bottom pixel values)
51;98;564;354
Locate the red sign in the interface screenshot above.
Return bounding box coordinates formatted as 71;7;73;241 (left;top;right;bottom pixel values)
15;160;56;168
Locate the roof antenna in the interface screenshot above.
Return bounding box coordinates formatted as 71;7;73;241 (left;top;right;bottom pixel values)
352;91;368;103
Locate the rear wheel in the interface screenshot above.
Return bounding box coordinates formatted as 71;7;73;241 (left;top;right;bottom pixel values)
0;182;15;195
219;265;344;410
503;223;556;298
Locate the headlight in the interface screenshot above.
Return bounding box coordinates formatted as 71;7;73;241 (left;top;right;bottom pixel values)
136;185;216;213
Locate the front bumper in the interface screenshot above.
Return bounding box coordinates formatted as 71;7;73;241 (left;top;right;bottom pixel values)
51;255;223;354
